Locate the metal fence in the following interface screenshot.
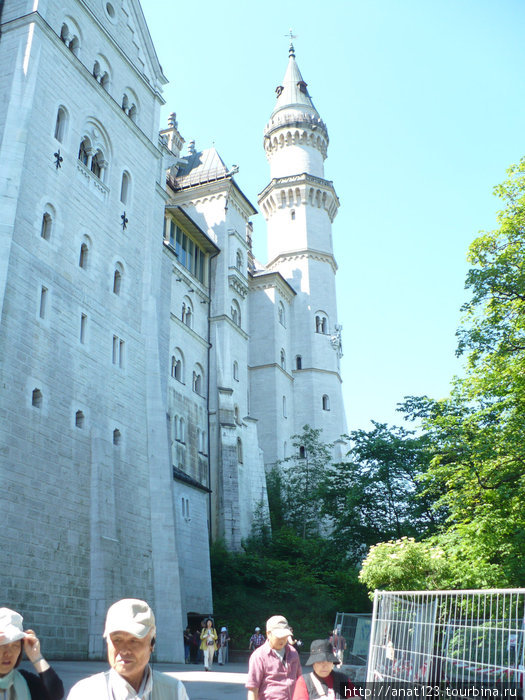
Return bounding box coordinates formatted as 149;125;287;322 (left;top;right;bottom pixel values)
366;589;525;690
333;612;372;673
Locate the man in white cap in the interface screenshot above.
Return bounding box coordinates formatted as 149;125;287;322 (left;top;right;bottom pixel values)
246;615;302;700
67;599;189;700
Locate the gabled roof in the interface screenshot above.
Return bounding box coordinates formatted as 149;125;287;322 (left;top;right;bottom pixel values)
128;0;168;85
82;0;167;90
126;0;168;88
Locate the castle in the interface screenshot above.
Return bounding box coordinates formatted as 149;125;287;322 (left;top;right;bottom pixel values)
0;0;347;661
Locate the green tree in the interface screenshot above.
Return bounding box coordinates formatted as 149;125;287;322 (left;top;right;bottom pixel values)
278;425;333;538
321;422;443;564
359;537;451;595
393;159;525;587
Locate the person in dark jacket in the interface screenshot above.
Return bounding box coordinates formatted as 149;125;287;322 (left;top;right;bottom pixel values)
0;607;64;700
292;639;357;700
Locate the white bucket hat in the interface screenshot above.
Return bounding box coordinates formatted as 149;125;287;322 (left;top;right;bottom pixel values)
0;608;28;645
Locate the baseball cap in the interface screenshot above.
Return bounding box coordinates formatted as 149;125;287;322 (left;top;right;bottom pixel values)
103;599;156;639
0;608;28;645
266;615;291;639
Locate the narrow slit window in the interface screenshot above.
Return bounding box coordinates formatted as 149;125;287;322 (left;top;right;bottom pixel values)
39;286;48;319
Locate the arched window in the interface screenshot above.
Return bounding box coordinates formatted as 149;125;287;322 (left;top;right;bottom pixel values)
79;242;89;269
75;410;84;428
296;355;302;370
171;356;182;381
68;35;79;55
282;396;287;417
113;266;122;295
291;209;295;220
299;445;306;459
236;250;242;270
54;106;67;142
315;312;329;334
32;388;42;408
171;349;184;382
120;171;130;204
322;394;330;411
278;302;285;327
78;137;90;165
113;428;121;445
237;437;243;464
280;349;286;370
233;360;239;381
192;371;202;395
60;23;80;56
93;60;110;89
90;149;103;178
231;299;241;327
122;92;138;121
40;212;52;241
182;297;193;328
234;405;240;424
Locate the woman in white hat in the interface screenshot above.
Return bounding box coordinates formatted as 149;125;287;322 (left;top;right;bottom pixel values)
292;639;357;699
0;607;64;699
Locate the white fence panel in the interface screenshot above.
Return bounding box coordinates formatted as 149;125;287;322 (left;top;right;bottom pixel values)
367;589;525;692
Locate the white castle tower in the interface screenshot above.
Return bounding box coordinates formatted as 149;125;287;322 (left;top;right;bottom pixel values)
250;44;347;466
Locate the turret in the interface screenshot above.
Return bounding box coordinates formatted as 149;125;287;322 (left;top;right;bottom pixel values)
259;45;339;263
263;44;329;180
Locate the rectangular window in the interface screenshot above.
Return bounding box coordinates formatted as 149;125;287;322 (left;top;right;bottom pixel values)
80;313;87;344
181;233;188;268
112;335;125;367
187;238;195;275
169;219;206;283
39;286;48;319
176;226;183;261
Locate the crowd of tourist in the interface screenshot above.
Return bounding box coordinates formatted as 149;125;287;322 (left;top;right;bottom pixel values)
1;603;354;699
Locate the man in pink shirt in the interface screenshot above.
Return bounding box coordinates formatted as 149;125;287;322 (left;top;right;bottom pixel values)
246;615;302;700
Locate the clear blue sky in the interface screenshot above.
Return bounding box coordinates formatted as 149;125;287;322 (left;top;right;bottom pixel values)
141;0;525;431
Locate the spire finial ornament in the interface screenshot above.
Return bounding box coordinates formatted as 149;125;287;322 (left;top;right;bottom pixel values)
285;29;297;57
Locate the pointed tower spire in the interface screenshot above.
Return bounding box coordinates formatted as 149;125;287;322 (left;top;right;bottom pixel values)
271;44;320;122
263;48;330;181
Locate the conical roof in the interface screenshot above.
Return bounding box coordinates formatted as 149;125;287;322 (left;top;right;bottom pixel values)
272;45;319;118
266;44;326;136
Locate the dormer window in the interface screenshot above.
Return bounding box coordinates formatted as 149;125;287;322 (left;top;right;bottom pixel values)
297;81;308;94
275;85;284;97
